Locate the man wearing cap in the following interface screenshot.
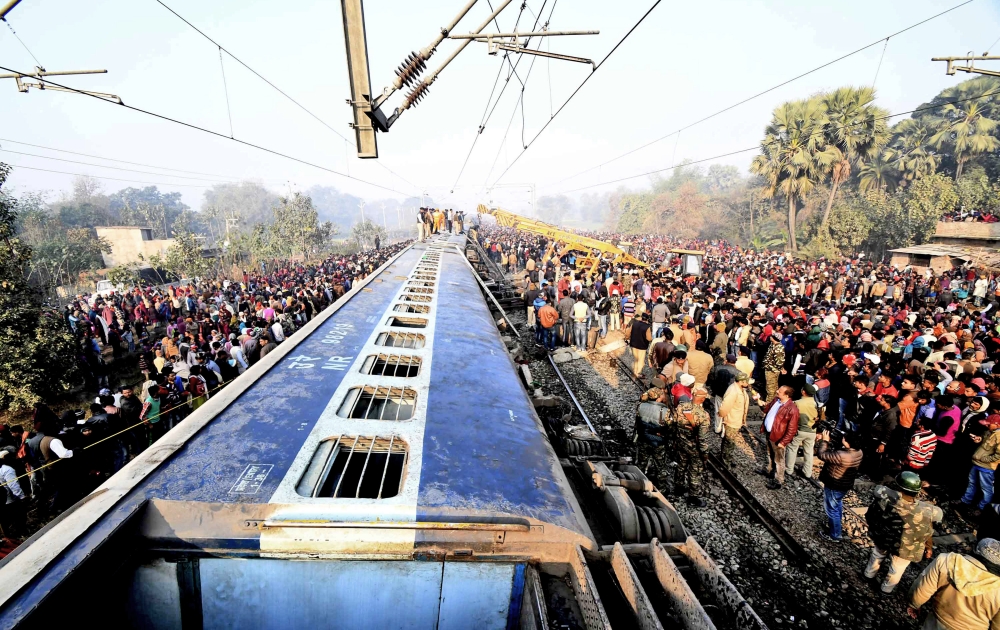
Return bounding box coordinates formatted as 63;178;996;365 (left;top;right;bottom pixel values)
959;413;1000;516
786;383;819;480
719;372;755;468
909;538;1000;628
865;472;943;594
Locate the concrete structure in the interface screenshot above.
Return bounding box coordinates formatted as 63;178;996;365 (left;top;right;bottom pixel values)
95;226;173;268
889;243;1000;275
931;221;1000;248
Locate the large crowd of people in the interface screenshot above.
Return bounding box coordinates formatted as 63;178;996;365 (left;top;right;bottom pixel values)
477;221;1000;627
0;241;409;542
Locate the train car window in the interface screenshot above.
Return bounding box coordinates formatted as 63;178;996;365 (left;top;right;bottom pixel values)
398;294;432;303
387;316;427;328
406;280;436;288
360;354;421;377
392;303;430;314
338;386;417;420
403;286;434;295
375;331;426;348
296;435;406;499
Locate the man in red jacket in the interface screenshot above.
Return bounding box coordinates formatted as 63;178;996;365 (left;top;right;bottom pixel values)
758;385;800;490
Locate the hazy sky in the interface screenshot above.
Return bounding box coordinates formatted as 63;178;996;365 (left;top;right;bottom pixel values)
2;0;999;214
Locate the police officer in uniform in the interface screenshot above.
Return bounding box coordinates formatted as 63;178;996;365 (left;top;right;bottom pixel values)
635;387;673;490
675;385;712;507
865;471;943;593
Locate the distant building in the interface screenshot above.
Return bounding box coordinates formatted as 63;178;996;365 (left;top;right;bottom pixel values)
931;221;1000;248
888;221;1000;274
95;226;174;268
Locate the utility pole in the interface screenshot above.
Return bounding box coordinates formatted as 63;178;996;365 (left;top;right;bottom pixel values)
0;0;24;20
381;202;387;230
358;199;366;225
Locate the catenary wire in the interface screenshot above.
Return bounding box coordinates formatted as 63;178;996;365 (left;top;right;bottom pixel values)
7;163;219;188
2;17;42;68
0;63;413;197
448;0;537;191
480;8;558;189
476;0;559;189
218;46;234;138
151;0;420;193
872;38;889;88
0;148;244;182
557;87;1000;194
488;0;663;189
0;137;265;180
545;0;977;189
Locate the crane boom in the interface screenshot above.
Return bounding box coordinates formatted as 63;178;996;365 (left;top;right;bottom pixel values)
476;204;646;276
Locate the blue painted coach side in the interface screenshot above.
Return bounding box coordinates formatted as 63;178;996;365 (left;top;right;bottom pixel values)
417;247;582;533
0;248;421;627
0;237;590;628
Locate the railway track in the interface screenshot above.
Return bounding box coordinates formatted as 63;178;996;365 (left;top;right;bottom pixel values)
550;347;809;564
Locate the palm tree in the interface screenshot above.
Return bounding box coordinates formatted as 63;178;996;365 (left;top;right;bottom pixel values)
884;118;940;187
750;97;838;252
820;86;890;226
927;76;1000;179
858;154;895;193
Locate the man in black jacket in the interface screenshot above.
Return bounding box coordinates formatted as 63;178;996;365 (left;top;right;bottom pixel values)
818;429;864;542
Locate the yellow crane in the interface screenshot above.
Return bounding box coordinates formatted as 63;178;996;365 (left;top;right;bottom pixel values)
476;204;647;277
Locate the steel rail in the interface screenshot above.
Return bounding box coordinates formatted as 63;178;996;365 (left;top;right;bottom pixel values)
705;452;809;563
547;355;597;435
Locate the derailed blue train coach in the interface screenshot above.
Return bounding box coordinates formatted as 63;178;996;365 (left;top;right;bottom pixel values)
0;234;764;630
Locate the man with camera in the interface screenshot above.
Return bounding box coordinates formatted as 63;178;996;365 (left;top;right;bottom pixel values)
817;426;863;542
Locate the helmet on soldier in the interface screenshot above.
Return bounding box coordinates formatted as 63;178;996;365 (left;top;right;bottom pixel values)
895;471;922;495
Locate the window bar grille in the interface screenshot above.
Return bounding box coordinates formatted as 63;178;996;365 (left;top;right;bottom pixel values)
360;386;379;419
331;435;360;498
312;435;343;498
355;436;377;498
377;435;395;499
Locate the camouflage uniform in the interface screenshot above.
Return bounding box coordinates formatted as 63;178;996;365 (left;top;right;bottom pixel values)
674;401;711;495
634;394;674;491
864;485;944;593
762;341;785;401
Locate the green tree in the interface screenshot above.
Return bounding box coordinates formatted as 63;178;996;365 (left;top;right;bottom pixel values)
820;86;890;226
751;97;838;251
159;225;210;280
610;193;653;234
884;118;940;188
351;219;387;250
828;193;874;253
858;154;897;193
0;164;79;410
926;76;1000;179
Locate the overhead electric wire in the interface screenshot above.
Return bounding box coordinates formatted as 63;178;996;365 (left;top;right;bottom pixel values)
480;19;555;189
545;0;977;189
151;0;420;193
557;87;1000;194
0;137;258;179
2;17;42;68
449;0;538;191
7;163;218;188
477;0;560;189
488;0;663;189
0;63;413;196
0;148;243;182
